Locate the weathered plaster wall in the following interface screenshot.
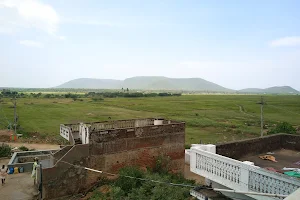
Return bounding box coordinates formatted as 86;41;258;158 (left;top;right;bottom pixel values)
89;123;185;173
18;155;50;163
42;122;185;199
280;134;300;151
42;144;97;200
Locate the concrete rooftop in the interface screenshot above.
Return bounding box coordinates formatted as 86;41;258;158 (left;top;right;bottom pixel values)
240;149;300;173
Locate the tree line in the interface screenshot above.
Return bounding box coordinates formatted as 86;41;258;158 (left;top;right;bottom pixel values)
0;89;182;99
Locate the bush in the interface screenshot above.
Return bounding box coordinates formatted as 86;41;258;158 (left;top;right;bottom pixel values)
268;122;296;135
90;191;106;200
93;166;195;200
114;167;144;194
92;97;104;101
153;155;171;174
16;130;31;138
0;143;12;157
19;145;29;151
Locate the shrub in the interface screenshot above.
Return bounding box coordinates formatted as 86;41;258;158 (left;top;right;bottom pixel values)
153;155;171;174
110;187;126;199
92;97;104;101
94;166;194;200
268;122;296;135
0;143;12;157
114;167;144;194
90;191;106;200
17;130;31;138
19;145;29;151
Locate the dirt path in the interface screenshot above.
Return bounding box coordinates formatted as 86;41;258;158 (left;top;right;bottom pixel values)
0;172;38;200
236;104;256;117
4;142;60;150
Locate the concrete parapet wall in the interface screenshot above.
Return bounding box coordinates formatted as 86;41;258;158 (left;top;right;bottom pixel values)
51;145;72;165
281;134;300;151
8;150;57;172
18;155;50;163
216;134;300;159
42;144;92;199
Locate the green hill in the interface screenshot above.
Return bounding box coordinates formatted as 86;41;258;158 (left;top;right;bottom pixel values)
56;76;232;92
121;76;232;91
56;77;299;94
238;86;299;94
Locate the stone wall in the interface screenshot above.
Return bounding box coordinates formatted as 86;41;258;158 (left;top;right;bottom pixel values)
216;134;300;159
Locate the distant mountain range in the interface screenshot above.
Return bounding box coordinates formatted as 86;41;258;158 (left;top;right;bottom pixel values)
237;86;299;94
56;76;299;94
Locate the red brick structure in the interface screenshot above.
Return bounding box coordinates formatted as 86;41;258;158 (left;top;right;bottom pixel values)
41;118;185;199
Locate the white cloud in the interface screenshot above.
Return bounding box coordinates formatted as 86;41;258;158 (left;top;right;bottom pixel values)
270;36;300;47
57;35;65;40
19;40;43;48
0;0;60;34
62;18;122;27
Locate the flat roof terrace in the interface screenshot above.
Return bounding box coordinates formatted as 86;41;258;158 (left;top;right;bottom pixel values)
216;134;300;175
63;118;184;132
240;148;300;172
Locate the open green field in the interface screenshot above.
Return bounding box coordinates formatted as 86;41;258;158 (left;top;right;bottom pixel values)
0;95;299;145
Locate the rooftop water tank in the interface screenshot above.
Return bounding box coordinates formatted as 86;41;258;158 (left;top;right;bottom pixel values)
154;119;164;125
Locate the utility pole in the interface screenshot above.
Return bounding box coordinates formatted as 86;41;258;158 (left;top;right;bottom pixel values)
12;97;17;135
257;96;265;137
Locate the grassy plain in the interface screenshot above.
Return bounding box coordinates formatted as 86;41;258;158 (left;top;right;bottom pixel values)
0;95;299;145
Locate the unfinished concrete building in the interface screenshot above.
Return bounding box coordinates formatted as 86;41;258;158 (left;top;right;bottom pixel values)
40;118;185;199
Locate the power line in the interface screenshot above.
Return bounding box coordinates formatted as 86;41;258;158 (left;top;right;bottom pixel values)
53;158;292;198
11;97;17;134
58;160;197;188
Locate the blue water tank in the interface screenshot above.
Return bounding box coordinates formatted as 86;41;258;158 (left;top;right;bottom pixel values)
8;167;14;174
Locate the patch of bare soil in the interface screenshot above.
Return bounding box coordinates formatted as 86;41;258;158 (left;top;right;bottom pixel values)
4;142;60;150
184;164;205;184
0;130;13;142
0;173;38;200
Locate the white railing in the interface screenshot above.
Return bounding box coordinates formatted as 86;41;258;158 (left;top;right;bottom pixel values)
190;147;300;200
60;124;71;141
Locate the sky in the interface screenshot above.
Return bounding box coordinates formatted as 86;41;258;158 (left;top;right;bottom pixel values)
0;0;300;90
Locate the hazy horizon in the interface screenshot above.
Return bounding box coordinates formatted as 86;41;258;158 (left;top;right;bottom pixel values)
1;0;300;90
